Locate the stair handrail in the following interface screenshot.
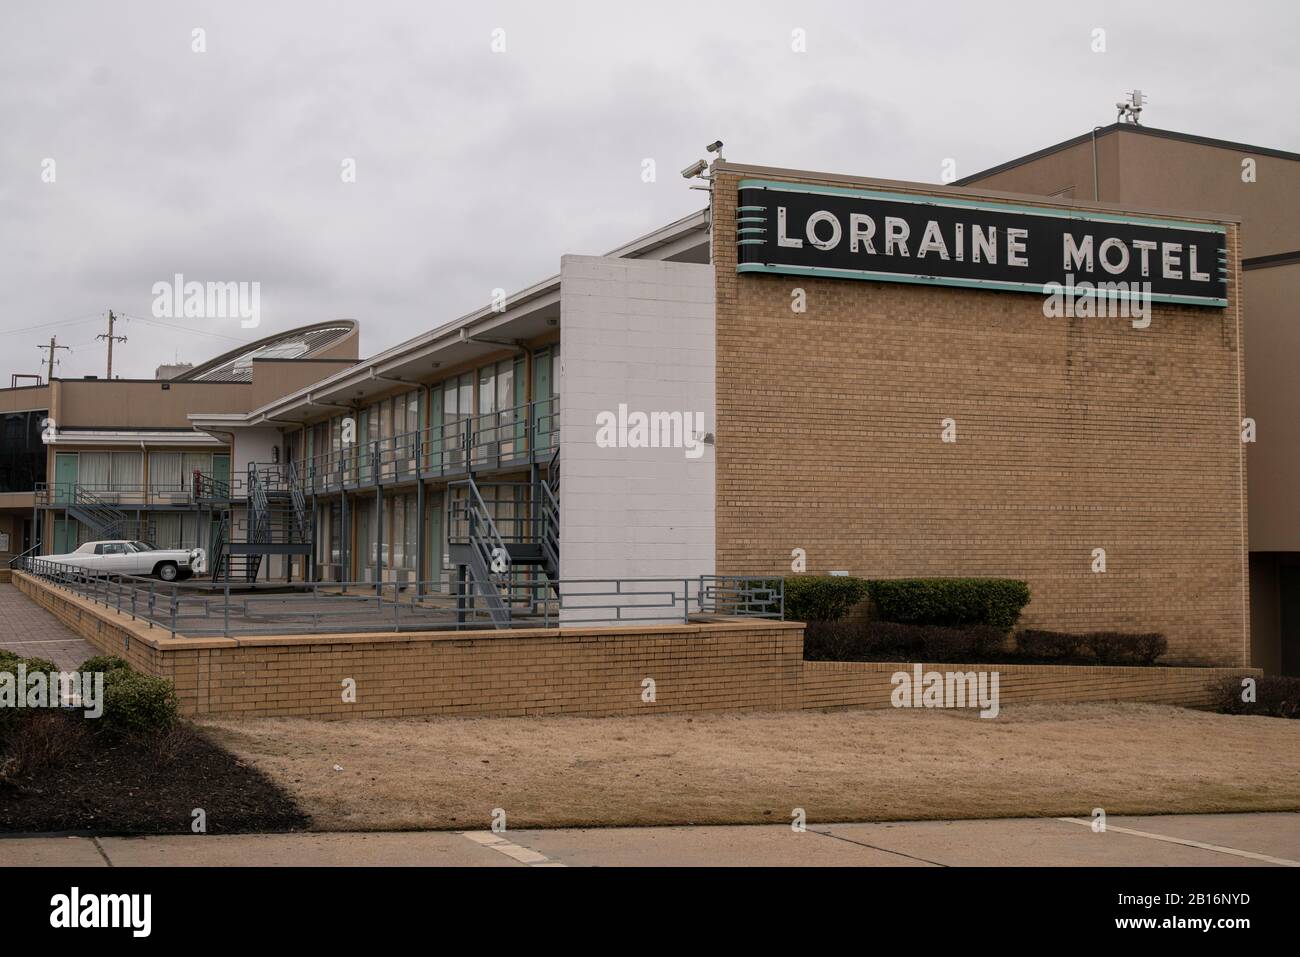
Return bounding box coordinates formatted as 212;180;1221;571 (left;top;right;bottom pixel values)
286;460;311;540
451;478;510;575
71;484;132;537
7;541;41;570
247;463;270;545
537;475;560;573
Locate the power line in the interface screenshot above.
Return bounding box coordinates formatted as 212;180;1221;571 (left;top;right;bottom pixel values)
118;312;249;342
2;313;106;337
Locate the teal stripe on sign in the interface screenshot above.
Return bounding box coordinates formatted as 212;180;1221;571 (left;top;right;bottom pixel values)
734;262;1228;307
737;178;1227;234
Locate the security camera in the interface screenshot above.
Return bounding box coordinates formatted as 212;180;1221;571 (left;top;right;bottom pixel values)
681;159;708;179
706;140;723;154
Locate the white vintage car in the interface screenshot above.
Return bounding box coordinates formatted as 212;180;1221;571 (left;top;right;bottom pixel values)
39;540;206;582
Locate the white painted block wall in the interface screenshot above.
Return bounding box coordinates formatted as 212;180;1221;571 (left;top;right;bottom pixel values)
557;255;716;621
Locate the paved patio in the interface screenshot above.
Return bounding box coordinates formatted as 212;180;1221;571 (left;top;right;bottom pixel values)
0;583;99;670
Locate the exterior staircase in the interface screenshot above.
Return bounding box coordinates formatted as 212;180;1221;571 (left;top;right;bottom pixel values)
211;462;313;583
66;486;133;540
448;460;559;627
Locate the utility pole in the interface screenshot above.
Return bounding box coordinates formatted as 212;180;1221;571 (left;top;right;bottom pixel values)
37;337;70;383
96;309;127;379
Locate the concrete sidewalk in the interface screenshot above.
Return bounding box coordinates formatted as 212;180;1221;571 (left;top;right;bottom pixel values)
3;813;1297;867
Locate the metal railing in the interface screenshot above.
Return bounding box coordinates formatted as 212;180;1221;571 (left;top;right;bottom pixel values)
294;398;561;496
14;559;784;638
7;541;41;570
36;477;245;508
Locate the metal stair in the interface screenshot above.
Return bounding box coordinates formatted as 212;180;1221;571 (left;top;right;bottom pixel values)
210;516;262;582
539;447;560;582
447;477;513;626
212;463;313;583
447;461;561;626
66;485;133;540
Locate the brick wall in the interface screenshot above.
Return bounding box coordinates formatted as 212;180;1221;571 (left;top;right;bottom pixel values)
15;573;804;719
802;660;1248;711
15;573;1249;717
711;165;1249;666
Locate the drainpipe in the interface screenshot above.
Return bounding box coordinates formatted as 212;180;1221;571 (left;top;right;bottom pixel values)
1091;126;1103;202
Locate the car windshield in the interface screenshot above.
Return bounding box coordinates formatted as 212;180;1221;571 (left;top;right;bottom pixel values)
127;541;156;552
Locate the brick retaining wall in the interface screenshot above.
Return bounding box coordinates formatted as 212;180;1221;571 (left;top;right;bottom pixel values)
14;573;1252;718
801;659;1249;711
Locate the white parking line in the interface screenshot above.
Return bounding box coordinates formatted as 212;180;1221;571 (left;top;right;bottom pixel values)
461;831;564;866
1057;818;1300;866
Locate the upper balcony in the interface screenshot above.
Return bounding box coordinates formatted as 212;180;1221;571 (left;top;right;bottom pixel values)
295;398;559;496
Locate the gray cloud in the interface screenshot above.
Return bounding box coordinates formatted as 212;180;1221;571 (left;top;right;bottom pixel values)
1;0;1296;378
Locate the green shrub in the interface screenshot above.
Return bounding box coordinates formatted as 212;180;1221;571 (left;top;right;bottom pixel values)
0;656;58;742
1015;629;1085;661
802;621;864;661
1086;632;1168;665
783;575;869;622
861;621;927;657
0;655;59;676
79;655;131;676
100;671;178;736
868;578;1030;631
804;621;1008;662
920;625;1007;662
1214;675;1300;719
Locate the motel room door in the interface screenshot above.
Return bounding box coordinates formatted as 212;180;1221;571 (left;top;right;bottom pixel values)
54;452;78;505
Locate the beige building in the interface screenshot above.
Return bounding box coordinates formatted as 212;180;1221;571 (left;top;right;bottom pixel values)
957;122;1300;674
4;143;1268;671
0;321;357;565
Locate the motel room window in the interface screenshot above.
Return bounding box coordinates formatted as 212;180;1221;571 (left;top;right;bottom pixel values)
532;345;560;451
438;373;473;469
404;492;419;573
150;452;181;493
328;503;342;581
356;498;375;582
477;358;523;462
391;494;405;575
181;452;209;490
110;451;142;492
152;513;182;550
0;411;45;495
76;452;110;490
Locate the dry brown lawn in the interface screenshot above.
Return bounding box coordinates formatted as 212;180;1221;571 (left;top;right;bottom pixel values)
199;704;1300;831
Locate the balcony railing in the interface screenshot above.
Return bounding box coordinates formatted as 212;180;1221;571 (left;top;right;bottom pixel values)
296;398;560;495
35;477;244;508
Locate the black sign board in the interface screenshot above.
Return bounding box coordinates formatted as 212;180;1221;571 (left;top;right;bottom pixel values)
736;180;1227;307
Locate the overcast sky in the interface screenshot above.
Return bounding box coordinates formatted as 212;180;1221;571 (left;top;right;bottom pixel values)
1;0;1296;381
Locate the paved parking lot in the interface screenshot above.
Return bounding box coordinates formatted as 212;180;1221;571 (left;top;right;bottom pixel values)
3;813;1296;867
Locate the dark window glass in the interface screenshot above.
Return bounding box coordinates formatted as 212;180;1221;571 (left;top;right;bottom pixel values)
0;411;46;493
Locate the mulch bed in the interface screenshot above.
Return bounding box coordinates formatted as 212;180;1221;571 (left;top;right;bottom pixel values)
0;714;310;834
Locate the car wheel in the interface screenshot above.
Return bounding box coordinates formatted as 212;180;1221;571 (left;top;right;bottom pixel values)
155;562;179;582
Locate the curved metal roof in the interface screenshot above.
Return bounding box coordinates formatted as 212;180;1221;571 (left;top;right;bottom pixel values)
177;320;357;383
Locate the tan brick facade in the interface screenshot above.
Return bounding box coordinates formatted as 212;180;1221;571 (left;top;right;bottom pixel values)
711;165;1249;666
16;573;1251;717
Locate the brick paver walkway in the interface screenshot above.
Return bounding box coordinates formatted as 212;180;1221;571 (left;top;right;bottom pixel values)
0;583;99;670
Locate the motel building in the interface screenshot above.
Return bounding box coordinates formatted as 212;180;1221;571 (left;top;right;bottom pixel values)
5;125;1297;675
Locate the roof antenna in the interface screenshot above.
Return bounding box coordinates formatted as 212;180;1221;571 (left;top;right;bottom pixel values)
1116;90;1146;125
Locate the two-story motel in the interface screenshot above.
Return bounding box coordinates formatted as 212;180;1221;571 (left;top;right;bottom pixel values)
3;143;1267;670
